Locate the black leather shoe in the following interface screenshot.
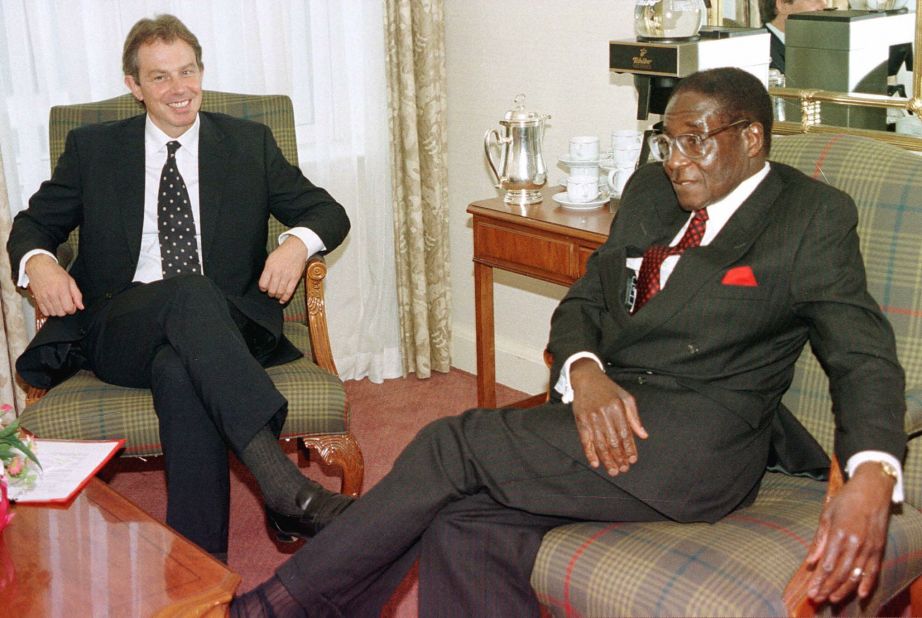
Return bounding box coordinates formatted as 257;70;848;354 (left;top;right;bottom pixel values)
266;482;354;543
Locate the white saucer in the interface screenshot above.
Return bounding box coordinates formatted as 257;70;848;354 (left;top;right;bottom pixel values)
552;191;611;210
558;154;602;167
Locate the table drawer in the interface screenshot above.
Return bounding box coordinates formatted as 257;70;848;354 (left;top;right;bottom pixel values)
577;245;595;277
473;220;577;284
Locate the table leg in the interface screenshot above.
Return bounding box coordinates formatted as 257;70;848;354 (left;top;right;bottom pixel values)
474;261;496;408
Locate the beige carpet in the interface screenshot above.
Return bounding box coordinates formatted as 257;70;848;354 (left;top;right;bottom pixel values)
107;368;529;616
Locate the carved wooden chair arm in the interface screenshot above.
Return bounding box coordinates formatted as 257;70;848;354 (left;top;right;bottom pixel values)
303;254;338;376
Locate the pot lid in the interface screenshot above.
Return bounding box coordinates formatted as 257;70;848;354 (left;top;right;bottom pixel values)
502;94;546;123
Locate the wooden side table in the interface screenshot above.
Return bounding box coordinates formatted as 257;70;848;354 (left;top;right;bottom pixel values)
0;478;239;617
467;188;616;407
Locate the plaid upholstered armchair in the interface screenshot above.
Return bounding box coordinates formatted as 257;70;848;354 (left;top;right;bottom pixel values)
17;91;363;497
530;133;922;616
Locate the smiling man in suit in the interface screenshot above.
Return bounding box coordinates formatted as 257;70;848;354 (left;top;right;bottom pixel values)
233;67;905;617
7;15;353;560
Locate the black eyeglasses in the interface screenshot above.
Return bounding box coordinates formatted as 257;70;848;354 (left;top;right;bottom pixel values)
647;119;751;161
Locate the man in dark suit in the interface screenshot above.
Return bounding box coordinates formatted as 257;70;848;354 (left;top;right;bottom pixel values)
759;0;827;73
232;67;905;616
6;15;353;559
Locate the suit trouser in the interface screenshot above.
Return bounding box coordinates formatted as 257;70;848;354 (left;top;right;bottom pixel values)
276;404;669;617
81;275;287;553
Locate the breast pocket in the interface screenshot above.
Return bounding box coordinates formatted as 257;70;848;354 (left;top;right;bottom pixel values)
709;266;772;300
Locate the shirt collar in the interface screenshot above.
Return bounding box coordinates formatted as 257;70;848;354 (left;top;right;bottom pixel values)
697;162;771;229
765;22;784;44
144;114;201;156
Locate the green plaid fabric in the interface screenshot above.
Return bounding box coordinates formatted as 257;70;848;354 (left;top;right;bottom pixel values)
531;133;922;616
20;323;346;457
23;92;346;457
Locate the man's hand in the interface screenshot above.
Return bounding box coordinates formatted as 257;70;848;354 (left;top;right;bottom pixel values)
259;236;309;304
26;253;84;317
570;359;648;476
805;461;894;604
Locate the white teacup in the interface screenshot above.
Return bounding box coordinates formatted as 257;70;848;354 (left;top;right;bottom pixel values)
611;129;642;153
612;146;642;168
568;162;600;180
569;136;600;161
606;167;633;196
567;176;600;203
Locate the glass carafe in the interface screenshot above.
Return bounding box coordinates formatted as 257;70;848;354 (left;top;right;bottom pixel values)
634;0;706;42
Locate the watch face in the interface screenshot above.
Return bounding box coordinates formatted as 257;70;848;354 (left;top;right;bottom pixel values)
880;462;898;479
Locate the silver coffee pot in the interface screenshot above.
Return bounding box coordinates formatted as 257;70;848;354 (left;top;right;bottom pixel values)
484;95;551;205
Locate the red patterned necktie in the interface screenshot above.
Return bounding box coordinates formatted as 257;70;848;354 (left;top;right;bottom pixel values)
632;208;709;314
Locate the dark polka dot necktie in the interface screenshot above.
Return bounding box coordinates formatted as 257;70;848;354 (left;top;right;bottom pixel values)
157;140;201;278
632;208;709;314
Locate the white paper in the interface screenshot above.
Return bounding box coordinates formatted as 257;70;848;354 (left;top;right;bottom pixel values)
7;439;122;503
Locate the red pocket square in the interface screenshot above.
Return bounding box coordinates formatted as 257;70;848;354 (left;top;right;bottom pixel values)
722;266;758;287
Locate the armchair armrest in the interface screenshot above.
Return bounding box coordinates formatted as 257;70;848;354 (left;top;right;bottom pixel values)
303;254;338;376
783;455;846;617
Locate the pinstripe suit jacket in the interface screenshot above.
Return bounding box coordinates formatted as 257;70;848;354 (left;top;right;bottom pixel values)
541;162;905;522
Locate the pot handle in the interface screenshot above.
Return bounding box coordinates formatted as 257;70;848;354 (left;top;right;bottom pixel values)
483;128;505;188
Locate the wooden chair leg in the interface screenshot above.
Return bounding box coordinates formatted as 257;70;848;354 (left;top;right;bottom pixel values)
302;432;364;497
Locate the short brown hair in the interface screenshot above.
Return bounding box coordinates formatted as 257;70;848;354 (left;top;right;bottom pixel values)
122;14;203;82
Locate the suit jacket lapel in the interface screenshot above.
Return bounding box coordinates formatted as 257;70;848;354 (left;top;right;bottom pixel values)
611;166;785;351
117;117;146;265
603;196;687;331
197;113;229;266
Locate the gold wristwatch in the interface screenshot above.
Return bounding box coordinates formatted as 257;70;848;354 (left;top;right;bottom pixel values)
876;460;899;483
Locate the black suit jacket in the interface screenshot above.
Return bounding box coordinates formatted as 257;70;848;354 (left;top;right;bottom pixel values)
541;162;905;522
8;111;350;388
767;27;785;73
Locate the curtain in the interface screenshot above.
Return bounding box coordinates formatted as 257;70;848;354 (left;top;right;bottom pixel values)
0;149;28;418
384;0;451;378
0;0;402;383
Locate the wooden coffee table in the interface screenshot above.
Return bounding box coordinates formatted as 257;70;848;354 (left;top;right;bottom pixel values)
0;478;239;617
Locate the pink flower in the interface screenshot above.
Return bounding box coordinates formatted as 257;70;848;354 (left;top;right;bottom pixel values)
5;457;22;477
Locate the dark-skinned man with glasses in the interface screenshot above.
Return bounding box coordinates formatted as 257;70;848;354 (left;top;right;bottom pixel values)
232;67;905;618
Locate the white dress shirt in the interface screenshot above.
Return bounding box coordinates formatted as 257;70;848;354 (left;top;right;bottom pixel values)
553;163;904;501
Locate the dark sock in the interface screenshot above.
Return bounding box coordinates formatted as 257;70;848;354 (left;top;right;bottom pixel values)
210;551;228;564
230;574;307;618
239;427;310;515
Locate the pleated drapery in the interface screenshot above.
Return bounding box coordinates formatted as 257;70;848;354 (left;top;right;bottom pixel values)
384;0;452;378
0;149;28;418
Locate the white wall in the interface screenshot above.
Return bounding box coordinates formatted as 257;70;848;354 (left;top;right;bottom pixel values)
445;1;642;394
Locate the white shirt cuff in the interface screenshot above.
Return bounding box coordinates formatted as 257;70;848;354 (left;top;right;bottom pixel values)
278;227;326;259
553;352;605;404
846;451;904;504
18;249;58;288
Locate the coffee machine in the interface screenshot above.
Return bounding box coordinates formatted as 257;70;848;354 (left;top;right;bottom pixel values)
785;9;914;130
609;27;771;121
